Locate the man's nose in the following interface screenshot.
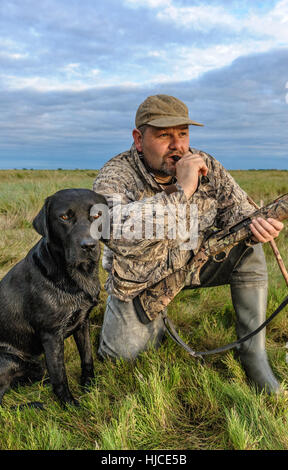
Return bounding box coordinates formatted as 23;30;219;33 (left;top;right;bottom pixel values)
168;135;182;150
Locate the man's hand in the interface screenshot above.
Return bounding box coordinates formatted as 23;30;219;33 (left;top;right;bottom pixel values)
250;217;284;243
175;152;208;199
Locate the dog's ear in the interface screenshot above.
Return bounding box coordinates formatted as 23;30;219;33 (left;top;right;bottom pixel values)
33;197;51;238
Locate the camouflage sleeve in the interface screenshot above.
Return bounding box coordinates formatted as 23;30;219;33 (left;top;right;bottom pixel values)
205;154;254;229
93;171;192;259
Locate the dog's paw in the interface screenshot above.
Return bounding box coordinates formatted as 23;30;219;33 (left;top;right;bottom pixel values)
80;376;95;389
80;369;95;389
60;396;80;408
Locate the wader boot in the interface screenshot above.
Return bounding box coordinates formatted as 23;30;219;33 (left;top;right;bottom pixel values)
231;286;280;393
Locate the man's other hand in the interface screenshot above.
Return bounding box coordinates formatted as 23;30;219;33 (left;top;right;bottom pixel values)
250;217;284;243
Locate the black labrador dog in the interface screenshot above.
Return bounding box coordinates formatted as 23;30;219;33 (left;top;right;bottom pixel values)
0;188;107;407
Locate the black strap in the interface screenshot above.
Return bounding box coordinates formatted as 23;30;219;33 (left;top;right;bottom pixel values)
162;295;288;358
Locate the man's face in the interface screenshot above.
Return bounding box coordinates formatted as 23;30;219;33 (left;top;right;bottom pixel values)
133;125;190;177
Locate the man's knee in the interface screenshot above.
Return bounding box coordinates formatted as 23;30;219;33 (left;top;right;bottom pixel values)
230;244;268;288
98;295;166;360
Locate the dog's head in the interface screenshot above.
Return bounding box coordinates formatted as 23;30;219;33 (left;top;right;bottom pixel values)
33;189;108;268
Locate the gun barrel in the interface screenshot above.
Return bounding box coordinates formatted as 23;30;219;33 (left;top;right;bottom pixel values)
254;193;288;222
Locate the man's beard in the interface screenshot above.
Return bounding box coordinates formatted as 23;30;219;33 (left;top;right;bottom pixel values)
157;161;176;177
143;157;176;177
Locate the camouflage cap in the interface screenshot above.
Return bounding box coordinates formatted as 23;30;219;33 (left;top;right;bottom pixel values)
135;94;204;128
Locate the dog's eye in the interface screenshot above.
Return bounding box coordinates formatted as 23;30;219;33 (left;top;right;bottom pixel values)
59;209;74;221
60;214;71;221
91;211;102;220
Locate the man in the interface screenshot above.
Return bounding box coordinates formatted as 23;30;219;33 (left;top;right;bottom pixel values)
93;94;283;393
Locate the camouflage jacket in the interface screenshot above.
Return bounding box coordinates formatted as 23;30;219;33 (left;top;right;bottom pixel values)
93;144;254;301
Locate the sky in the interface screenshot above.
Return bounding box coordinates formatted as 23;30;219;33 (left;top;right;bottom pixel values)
0;0;288;170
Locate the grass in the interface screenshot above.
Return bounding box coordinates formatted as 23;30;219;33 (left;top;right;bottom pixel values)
0;169;287;451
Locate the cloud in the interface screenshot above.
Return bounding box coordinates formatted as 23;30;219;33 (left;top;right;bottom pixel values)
246;0;288;43
157;3;239;31
123;0;288;80
1;0;286;92
124;0;168;8
0;47;287;169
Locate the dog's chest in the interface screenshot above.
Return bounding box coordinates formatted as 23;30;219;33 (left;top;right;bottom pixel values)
64;306;89;335
57;291;94;335
48;287;96;331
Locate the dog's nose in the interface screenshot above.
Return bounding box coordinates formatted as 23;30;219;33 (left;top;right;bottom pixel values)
80;238;97;251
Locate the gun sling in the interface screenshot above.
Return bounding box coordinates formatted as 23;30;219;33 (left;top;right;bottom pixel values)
162;295;288;358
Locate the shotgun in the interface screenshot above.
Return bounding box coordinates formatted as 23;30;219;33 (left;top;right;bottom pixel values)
135;193;288;322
